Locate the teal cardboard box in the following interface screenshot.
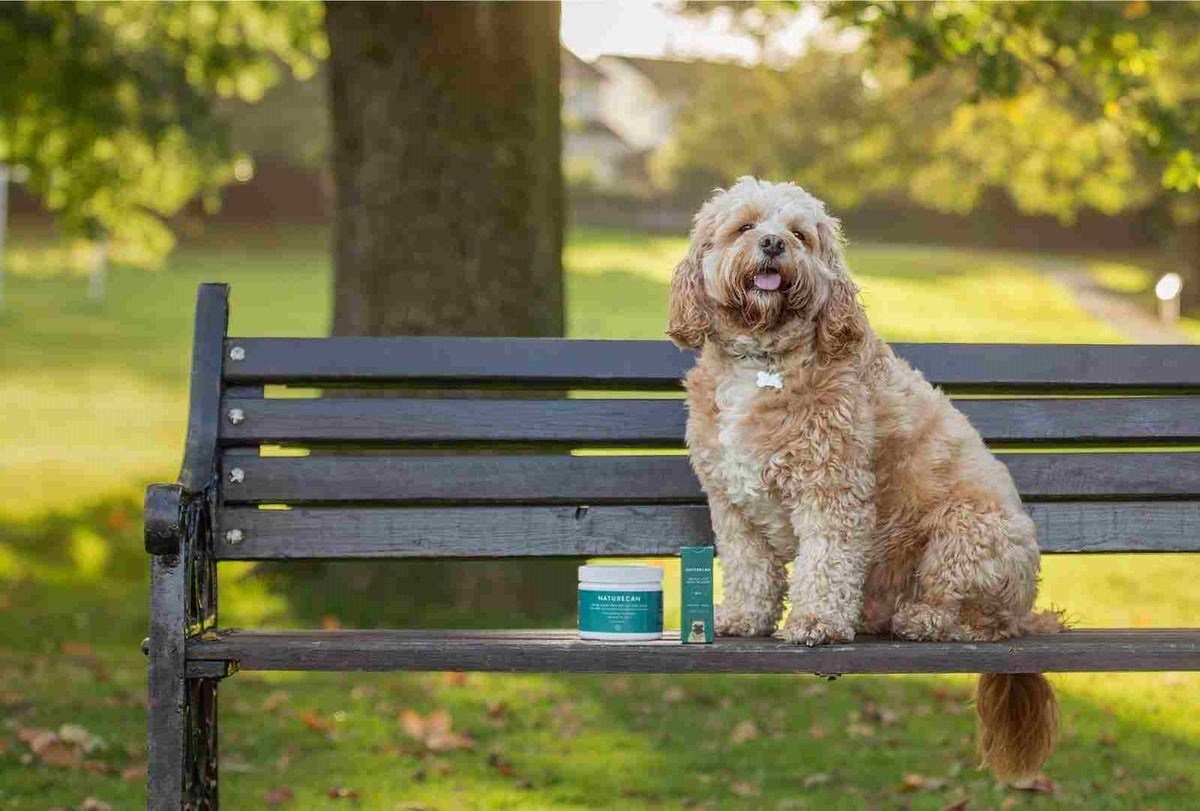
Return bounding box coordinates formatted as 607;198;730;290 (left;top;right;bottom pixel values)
680;546;714;643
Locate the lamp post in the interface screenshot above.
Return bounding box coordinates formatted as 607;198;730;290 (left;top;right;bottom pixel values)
1156;272;1183;325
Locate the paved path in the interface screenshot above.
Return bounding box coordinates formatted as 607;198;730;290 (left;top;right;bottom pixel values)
1040;259;1190;344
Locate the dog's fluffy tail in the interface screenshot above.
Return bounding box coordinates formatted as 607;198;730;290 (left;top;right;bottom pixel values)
975;672;1058;781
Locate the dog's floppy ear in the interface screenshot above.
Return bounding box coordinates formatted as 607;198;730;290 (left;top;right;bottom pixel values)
814;216;866;358
666;238;712;350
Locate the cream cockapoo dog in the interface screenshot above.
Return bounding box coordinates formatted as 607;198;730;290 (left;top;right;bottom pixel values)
668;177;1059;779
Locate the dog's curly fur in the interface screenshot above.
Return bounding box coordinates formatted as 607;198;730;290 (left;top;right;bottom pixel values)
668;177;1060;779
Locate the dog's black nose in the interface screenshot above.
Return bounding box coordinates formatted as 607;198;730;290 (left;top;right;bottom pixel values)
758;234;785;258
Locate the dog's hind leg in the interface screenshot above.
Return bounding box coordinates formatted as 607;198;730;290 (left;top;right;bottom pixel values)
889;504;1039;642
710;494;789;637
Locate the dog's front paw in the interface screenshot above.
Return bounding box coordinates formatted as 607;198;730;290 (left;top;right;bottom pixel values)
714;604;777;637
781;613;855;647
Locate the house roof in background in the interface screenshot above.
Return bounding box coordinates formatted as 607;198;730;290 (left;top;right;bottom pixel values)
574;119;628;142
601;54;752;95
562;46;607;82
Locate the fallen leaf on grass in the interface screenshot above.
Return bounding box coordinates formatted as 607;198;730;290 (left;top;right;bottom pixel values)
298;710;335;735
730;781;761;797
327;786;360;800
1010;774;1057;795
59;724;105;753
804;773;831;789
1000;798;1018;810
942;800;971;811
82;760;113;776
486;701;508;726
729;720;759;745
441;671;468;687
320;615;342;630
802;683;828;697
898;773;947;793
808;724;827;740
80;800;111;811
121;764;147;783
264;786;295;806
61;642;94;657
400;709;474;751
846;722;875;738
663;686;686;703
261;691;291;712
488;751;516;777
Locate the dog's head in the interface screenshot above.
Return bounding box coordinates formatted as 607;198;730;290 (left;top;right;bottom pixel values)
667;176;864;356
691;620;705;634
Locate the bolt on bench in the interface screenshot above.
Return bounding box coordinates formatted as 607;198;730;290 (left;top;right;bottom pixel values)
145;283;1200;807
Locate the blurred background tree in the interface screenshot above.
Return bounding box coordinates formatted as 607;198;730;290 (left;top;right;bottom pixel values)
0;1;327;272
825;1;1200;307
671;1;1200;309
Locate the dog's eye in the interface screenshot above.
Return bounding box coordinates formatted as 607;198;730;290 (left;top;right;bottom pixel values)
792;230;807;245
737;223;754;233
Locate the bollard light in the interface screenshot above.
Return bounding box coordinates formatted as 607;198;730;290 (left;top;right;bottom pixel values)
1156;272;1183;325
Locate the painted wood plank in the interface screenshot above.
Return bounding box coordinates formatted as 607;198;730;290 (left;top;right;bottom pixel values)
220;452;1200;504
212;501;1200;559
223;338;1200;391
186;628;1200;674
218;395;1200;446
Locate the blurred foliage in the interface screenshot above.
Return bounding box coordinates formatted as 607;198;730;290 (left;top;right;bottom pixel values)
825;1;1200;220
0;1;327;263
673;1;1200;226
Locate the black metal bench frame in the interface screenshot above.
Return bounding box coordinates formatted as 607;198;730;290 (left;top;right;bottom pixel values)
144;283;1200;808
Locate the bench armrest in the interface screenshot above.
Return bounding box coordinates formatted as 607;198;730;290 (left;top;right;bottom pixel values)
145;483;184;556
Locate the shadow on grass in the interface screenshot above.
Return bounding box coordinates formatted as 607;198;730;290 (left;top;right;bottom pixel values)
210;666;1200;810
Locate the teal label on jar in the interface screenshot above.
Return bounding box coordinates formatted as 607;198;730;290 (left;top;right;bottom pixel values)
579;589;663;634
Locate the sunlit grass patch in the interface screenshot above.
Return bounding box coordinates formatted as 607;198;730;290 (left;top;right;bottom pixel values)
1090;261;1154;295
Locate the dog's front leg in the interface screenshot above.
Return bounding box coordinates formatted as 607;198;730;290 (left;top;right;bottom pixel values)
781;478;876;647
709;493;787;637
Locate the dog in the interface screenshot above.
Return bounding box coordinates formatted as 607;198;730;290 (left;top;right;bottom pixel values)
667;177;1060;780
688;619;708;643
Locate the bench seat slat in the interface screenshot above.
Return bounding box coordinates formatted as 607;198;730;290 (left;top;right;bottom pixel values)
221;452;1200;504
219;395;1200;446
186;628;1200;674
223;338;1200;391
215;501;1200;559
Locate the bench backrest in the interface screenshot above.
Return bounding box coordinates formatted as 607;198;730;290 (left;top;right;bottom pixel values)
183;285;1200;563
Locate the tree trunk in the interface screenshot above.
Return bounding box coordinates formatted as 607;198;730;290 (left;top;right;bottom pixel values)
326;1;563;337
320;1;574;627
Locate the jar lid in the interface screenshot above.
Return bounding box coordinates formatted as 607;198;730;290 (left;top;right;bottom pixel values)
578;564;663;583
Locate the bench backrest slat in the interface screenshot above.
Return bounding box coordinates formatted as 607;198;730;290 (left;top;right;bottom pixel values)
221;452;1200;505
213;501;1200;560
219;395;1200;446
224;338;1200;391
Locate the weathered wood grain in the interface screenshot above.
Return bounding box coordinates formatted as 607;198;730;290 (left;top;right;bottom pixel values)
214;501;1200;559
218;395;1200;446
222;338;1200;391
219;451;1200;504
187;628;1200;674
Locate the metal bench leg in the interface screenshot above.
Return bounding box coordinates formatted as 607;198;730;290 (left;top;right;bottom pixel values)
147;552;221;809
147;484;221;809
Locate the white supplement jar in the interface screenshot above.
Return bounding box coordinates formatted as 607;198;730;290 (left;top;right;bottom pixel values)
578;564;663;641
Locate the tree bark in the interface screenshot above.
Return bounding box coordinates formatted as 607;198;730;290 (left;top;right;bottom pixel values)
326;1;563;337
321;2;574;626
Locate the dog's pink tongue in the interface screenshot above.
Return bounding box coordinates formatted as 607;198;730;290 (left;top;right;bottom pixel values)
754;272;782;291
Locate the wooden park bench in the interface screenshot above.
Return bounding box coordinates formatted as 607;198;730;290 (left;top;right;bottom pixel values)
144;283;1200;807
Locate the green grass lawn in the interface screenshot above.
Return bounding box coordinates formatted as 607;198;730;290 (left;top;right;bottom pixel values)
1;225;1196;809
